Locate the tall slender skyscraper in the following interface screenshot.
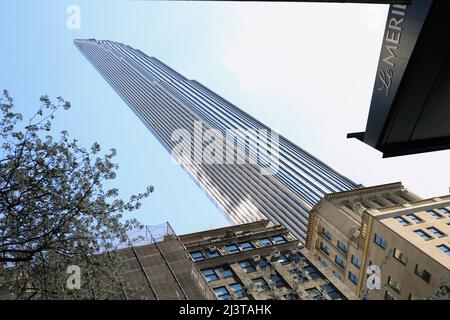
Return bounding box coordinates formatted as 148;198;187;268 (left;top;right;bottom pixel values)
75;39;358;243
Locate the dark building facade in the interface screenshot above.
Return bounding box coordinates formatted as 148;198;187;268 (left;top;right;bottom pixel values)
180;220;357;300
75;39;358;243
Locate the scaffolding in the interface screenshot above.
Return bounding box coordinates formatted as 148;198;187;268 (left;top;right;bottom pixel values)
111;223;216;300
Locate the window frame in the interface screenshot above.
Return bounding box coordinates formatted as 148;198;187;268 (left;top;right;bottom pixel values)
414;264;431;283
251;277;269;292
406;214;423;223
348;271;358;285
239;242;254;251
351;255;362;269
272;235;286;244
439;207;450;216
335;255;346;269
374;233;387;249
320;242;330;256
201;268;218;282
426;227;446;238
207;250;221;258
437;244;450;256
258;238;272;246
337;240;348;253
427;210;444;220
226;244;240;254
239;260;256;273
414;229;433;241
229;282;246;299
190;250;205;261
218;265;234;278
387;276;402;294
394;216;410;226
213;286;231;300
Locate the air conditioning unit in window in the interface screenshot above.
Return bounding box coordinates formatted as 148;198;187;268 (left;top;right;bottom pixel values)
349;226;360;240
272;250;281;257
209;246;217;252
252;255;261;262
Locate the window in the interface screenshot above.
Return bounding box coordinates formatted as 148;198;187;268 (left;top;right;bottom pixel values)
304;265;321;280
306;288;323;300
217;265;234;278
323;284;342;300
289;252;301;263
208;250;220;258
406;214;423;223
318;256;328;268
337;240;348;253
259;238;272;246
439;208;450;217
374;234;387;249
427;210;444;219
415;230;433;240
394;216;410;226
335;255;345;269
270;272;286;288
213;286;231;300
272;235;286;244
348;271;358;285
190;251;204;261
239;242;254;251
229;283;246;299
201;268;218;282
415;264;431;283
252;277;268;292
427;227;446;238
226;244;240;254
277;254;289;265
438;245;450;256
239;260;255;273
291;268;308;282
393;248;408;265
257;258;268;269
387;276;402;293
322;229;332;241
320;242;330;256
351;255;362;269
333;271;342;280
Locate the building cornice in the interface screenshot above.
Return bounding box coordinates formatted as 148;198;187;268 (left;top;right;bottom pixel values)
370;195;450;215
323;182;404;201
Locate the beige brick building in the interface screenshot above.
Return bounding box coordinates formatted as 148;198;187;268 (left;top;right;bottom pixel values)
306;182;450;300
180;220;357;300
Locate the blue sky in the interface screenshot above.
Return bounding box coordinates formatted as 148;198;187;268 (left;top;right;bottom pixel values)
1;1;449;235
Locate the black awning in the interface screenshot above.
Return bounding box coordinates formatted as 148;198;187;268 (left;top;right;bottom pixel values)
348;0;450;157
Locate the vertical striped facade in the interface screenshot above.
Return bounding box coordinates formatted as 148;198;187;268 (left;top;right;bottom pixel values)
74;39;358;243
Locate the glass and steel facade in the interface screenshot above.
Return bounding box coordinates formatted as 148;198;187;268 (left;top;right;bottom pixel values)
74;39;358;243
